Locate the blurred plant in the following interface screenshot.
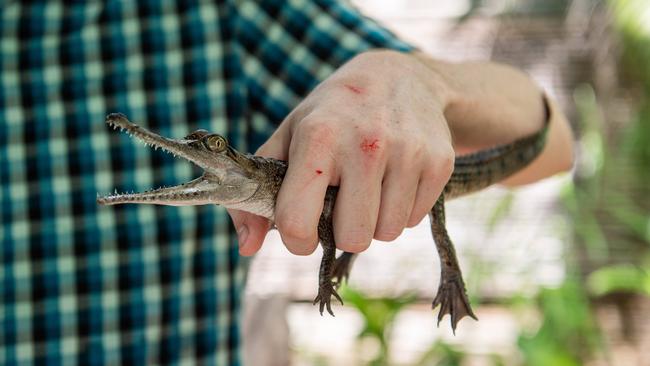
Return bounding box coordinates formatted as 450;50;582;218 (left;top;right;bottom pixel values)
560;84;610;261
608;0;650;246
588;260;650;296
415;340;467;366
487;192;515;232
503;94;607;362
606;0;650;225
541;1;650;363
516;279;602;366
339;286;416;366
562;0;650;274
610;0;650;91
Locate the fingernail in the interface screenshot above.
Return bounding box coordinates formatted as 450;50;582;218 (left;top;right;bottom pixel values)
237;225;249;248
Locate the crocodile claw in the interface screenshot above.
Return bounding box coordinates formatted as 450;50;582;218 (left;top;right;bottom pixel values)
331;252;355;287
313;282;344;316
432;273;478;334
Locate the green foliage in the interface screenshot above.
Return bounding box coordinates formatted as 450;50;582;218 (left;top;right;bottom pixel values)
560;85;610;260
517;280;602;366
487;192;515;232
562;53;650;263
562;0;650;266
340;286;416;365
608;193;650;245
588;262;650;296
341;286;473;365
609;0;650;183
415;341;466;366
609;0;650;90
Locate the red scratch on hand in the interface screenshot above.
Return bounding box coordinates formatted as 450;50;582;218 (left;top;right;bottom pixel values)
360;138;380;153
344;84;364;94
315;169;323;175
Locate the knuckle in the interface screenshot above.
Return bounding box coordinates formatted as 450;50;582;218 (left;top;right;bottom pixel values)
356;129;389;161
370;123;389;139
296;117;336;144
406;213;426;228
374;226;403;241
438;148;455;176
285;241;318;256
336;229;372;253
426;142;454;172
414;134;453;158
293;118;339;164
276;211;313;242
338;242;371;254
375;209;408;241
370;125;389;144
407;140;430;163
422;148;454;182
407;204;431;227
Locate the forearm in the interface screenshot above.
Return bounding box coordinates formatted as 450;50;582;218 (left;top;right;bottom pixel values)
410;51;574;185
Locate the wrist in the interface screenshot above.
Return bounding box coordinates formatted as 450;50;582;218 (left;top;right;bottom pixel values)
410;51;548;153
343;49;453;109
409;51;463;119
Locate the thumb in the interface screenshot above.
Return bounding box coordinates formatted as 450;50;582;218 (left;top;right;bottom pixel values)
228;208;273;256
228;119;290;256
229;123;290;256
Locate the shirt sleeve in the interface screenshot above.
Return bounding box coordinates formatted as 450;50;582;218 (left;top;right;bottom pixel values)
233;0;415;145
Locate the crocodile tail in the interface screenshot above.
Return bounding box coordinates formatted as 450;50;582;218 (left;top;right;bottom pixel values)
444;94;551;198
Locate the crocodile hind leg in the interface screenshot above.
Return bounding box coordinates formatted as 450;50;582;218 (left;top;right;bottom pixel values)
430;194;478;333
331;252;357;287
313;212;343;316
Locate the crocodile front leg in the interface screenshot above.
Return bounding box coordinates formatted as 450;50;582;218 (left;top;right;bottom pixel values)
430;195;478;332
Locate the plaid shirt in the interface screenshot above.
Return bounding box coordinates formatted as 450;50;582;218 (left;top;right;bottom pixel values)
0;1;412;364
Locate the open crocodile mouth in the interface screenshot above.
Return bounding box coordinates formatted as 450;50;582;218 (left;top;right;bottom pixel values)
96;113;221;206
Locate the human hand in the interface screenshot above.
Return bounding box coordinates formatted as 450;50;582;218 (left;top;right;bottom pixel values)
229;50;455;256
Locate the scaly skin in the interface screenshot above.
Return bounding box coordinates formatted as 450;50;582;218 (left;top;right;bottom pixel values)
97;95;549;332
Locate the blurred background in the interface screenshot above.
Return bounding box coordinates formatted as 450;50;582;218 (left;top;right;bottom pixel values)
243;0;650;365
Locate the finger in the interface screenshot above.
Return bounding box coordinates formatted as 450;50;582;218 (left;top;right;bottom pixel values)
407;153;454;227
333;157;384;253
228;209;273;256
255;122;291;159
274;121;336;255
374;159;419;241
255;103;316;158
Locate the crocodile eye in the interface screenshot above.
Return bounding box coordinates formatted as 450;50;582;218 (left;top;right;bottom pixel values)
204;135;227;152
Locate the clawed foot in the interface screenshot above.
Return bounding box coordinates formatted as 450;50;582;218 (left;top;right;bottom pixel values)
331;252;355;287
313;282;344;316
432;274;478;333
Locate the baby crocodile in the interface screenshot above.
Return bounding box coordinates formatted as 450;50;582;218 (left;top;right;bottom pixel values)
98;95;549;332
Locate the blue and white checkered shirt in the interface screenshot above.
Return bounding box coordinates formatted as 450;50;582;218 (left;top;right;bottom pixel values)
0;1;412;364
